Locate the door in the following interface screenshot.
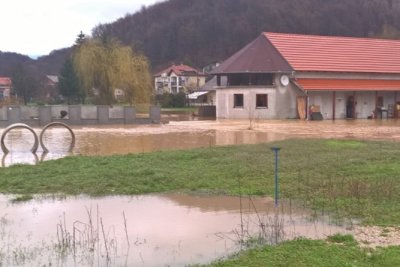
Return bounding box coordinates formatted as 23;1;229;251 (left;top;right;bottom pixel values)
346;96;355;119
297;96;306;120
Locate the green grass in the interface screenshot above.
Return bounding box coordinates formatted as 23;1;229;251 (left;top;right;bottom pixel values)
161;107;197;113
196;236;400;267
1;139;400;225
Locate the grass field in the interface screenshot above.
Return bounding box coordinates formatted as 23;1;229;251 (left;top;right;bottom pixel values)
196;235;400;267
1;138;400;266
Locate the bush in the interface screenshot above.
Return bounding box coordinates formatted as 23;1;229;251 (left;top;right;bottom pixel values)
155;92;187;108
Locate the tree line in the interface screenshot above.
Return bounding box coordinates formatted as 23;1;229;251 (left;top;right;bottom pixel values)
97;0;400;70
10;32;153;105
2;0;400;105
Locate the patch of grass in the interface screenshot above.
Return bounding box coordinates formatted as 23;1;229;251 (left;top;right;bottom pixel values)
327;234;358;246
162;107;197;113
10;194;33;203
195;237;400;267
325;140;365;149
1;139;400;225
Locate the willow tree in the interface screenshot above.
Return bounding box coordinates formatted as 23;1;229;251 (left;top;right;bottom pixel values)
73;38;152;105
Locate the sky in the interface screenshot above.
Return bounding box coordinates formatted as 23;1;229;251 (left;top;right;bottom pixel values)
0;0;163;58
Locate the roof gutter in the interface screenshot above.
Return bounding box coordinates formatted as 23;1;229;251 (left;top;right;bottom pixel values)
291;77;308;96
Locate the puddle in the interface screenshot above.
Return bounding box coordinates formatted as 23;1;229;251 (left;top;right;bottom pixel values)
0;194;350;267
1;119;399;166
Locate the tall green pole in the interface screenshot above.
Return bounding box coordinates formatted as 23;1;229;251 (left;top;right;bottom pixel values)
271;147;281;207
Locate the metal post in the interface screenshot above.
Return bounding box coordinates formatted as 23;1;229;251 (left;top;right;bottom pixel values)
271;147;281;207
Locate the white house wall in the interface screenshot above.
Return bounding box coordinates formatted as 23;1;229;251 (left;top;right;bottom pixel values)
307;91;398;119
301;71;400;120
216;77;301;119
356;92;375;119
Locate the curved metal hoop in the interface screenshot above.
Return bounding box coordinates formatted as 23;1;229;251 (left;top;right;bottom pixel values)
0;123;39;154
39;122;75;153
1;152;39;167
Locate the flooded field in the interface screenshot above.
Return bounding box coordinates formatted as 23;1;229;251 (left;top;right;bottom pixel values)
0;118;399;166
1;119;399;265
0;194;350;267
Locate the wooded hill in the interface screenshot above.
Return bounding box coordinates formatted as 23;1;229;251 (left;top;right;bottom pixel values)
1;0;400;76
96;0;400;71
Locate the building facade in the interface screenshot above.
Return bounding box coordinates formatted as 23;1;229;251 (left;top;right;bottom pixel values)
154;64;206;94
212;32;400;120
0;77;11;101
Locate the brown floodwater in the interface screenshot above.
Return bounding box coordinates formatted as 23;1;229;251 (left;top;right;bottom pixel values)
3;118;392;265
0;194;350;267
0;118;399;166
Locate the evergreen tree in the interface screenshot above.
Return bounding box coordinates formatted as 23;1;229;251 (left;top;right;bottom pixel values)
75;31;86;46
58;58;82;104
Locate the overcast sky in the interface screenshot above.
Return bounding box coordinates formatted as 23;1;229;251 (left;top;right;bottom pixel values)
0;0;163;58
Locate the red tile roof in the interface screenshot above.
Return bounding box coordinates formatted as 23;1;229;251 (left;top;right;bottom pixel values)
155;64;204;77
265;32;400;74
297;78;400;91
0;77;11;86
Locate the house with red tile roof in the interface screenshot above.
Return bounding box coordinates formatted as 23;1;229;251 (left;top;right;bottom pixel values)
212;32;400;120
0;77;11;100
154;64;206;94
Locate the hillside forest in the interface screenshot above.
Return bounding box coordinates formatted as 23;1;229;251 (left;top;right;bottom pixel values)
1;0;400;81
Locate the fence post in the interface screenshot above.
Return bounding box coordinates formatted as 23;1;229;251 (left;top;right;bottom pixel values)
271;147;281;207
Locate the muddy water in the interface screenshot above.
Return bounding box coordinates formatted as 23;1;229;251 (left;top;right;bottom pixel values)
1;119;399;166
0;194;350;267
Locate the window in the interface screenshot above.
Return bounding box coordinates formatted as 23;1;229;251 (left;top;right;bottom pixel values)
234;94;244;108
227;74;273;86
256;94;268;108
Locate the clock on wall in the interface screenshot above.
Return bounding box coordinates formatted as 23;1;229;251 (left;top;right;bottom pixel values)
280;75;290;86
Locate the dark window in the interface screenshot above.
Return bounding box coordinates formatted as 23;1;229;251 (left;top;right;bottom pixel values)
228;74;273;86
234;94;244;108
256;94;268;108
216;75;221;86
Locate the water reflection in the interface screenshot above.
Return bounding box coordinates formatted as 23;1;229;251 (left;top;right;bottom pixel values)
0;194;350;267
1;118;399;166
1;152;71;167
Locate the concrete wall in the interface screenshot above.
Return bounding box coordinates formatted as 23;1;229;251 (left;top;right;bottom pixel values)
109;106;124;119
216;75;302;119
51;105;69;118
0;105;160;127
20;106;39;120
81;106;97;119
0;107;6;120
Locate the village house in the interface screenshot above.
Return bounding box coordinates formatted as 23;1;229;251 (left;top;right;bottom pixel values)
0;77;11;101
154;64;206;94
42;75;59;101
187;63;222;106
212;32;400;120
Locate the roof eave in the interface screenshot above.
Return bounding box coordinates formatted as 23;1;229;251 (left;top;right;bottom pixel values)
212;70;293;75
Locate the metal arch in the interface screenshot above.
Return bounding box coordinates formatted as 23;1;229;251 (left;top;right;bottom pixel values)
0;123;39;154
1;152;39;167
39;122;75;153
